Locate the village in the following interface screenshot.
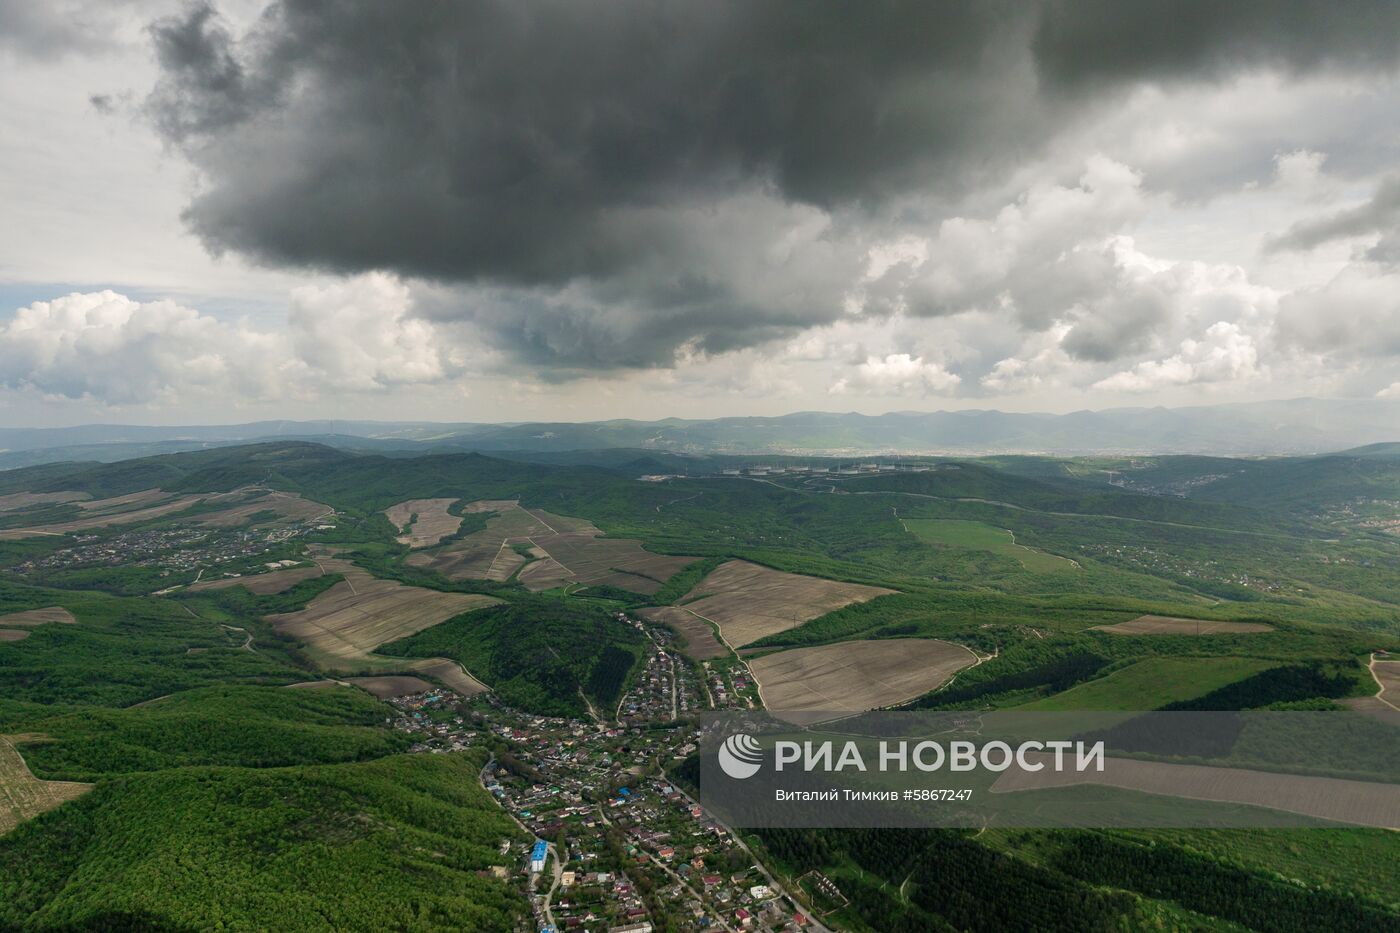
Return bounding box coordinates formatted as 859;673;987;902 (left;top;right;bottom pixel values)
386;616;827;933
10;519;319;579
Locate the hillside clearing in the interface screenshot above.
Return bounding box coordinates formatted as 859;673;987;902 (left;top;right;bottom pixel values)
1015;657;1277;711
749;638;976;724
0;607;76;627
676;559;895;647
902;518;1078;573
0;735;92;836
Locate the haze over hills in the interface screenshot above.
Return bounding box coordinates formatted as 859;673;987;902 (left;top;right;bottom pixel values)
4;397;1400;469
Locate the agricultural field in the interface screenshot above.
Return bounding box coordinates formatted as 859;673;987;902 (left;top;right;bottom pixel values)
0;606;77;643
404;658;490;697
1096;615;1275;636
1014;657;1278;711
409;499;696;595
406;501;558;581
991;755;1400;829
0;486;330;540
0;489;205;539
346;675;438;698
0;491;89;511
383;497;463;547
186;488;333;527
0;735;91;836
902;517;1079;573
287;675;437;698
267;552;497;684
1347;656;1400;716
637;605;728;659
188;565;323;594
0;606;76;627
747;638;977;723
675;559;895;647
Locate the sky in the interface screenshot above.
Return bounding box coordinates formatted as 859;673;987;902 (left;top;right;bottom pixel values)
3;0;1400;427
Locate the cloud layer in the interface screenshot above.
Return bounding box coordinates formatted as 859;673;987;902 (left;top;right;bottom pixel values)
5;0;1400;418
131;0;1400;387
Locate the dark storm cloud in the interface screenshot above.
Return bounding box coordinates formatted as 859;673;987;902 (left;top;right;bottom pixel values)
0;0;113;56
1034;0;1400;88
147;1;255;140
147;0;1041;284
1269;175;1400;263
142;0;1400;372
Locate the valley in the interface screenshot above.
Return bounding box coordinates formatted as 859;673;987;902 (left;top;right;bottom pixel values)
1;440;1399;931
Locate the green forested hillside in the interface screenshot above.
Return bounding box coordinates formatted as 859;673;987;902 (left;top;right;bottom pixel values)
14;685;411;780
384;597;646;718
0;753;525;931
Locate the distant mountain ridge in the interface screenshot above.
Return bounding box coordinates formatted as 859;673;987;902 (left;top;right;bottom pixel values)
4;397;1400;468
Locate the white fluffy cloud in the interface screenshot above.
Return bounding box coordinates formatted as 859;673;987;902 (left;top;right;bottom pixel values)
0;290;287;404
0;275;463;407
288;273;463;391
831;353;961;396
1092;322;1262;393
858;157;1151;339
